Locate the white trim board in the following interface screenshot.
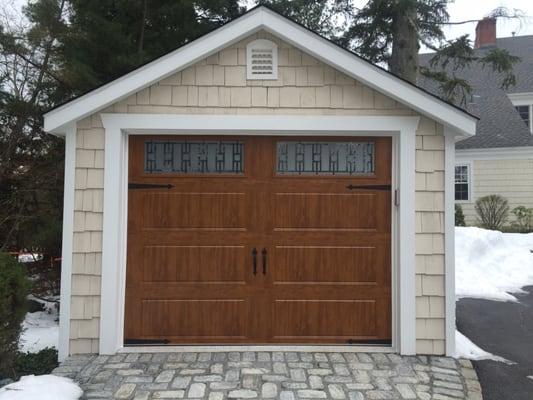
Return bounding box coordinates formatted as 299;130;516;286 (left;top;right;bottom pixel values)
58;124;76;361
118;345;394;354
444;130;456;357
43;7;476;137
98;113;419;356
456;146;533;161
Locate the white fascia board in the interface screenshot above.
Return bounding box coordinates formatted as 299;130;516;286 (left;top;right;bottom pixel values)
44;7;476;137
456;146;533;161
507;92;533;105
259;9;476;137
43;8;264;133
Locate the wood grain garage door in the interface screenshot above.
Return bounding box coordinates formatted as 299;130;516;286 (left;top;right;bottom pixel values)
124;135;391;345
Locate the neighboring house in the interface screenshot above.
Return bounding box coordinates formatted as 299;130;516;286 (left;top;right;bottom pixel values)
44;6;476;360
420;18;533;225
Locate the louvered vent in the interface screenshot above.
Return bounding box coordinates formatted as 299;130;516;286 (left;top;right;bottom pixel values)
246;39;278;80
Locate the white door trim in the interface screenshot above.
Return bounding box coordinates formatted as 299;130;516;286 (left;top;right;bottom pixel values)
99;114;419;355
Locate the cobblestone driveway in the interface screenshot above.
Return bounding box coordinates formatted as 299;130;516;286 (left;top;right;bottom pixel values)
53;352;482;399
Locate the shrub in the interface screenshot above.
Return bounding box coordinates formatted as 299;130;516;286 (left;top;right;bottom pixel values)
511;206;533;232
0;253;30;379
475;195;509;230
455;204;466;226
14;348;58;379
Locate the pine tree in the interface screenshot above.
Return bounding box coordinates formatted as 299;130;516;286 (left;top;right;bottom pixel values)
62;0;245;93
257;0;520;104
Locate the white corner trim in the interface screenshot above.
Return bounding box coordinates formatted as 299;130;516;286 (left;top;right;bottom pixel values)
58;124;76;361
99;126;129;354
99;113;419;356
43;7;475;137
398;125;417;355
456;146;533;161
444;130;456;357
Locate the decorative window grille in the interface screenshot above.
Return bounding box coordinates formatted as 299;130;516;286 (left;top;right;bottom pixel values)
276;141;375;176
454;164;470;201
144;140;244;174
246;39;278;80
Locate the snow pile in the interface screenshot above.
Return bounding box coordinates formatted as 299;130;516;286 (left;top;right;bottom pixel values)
0;375;82;400
456;227;533;301
19;297;59;353
455;330;512;363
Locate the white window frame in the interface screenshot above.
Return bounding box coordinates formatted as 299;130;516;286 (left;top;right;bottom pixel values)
454;162;472;203
246;39;278;80
508;92;533;134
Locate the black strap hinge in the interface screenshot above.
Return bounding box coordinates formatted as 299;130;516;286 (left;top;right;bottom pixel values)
346;184;391;191
128;183;174;190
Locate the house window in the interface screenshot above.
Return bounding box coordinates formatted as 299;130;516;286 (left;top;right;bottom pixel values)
455;164;470;201
515;105;531;128
276;141;375;175
144;140;244;174
246;39;278;80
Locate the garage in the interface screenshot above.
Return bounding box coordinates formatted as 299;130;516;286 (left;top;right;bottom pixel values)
124;135;392;345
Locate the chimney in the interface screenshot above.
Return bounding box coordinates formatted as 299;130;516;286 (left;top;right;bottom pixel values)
475;18;496;48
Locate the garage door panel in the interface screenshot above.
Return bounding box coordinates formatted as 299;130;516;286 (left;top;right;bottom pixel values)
141;300;247;338
272;300;378;339
272;246;378;284
273;193;382;230
142;245;247;283
140;192;247;229
126;135;392;345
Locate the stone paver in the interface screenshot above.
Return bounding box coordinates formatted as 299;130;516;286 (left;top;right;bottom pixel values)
53;352;482;399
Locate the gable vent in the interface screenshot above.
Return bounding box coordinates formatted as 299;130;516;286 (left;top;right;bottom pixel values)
246;39;278;80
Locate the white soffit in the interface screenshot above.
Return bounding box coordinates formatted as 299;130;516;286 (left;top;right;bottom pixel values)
43;6;477;136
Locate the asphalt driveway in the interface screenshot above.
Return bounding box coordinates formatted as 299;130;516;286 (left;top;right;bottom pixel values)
457;285;533;400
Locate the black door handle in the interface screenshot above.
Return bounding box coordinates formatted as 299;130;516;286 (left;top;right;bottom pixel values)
252;248;257;275
261;248;267;274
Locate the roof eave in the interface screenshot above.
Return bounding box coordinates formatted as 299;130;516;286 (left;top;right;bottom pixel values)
44;6;476;137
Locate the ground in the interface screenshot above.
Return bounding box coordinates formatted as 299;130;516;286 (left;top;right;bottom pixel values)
51;351;480;400
7;226;532;398
457;286;533;400
454;227;533;400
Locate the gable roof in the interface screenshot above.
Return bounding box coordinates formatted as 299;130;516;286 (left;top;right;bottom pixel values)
44;6;476;136
419;35;533;149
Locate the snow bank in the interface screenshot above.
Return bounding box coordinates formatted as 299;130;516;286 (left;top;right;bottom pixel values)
0;375;82;400
456;227;533;301
19;297;59;352
455;330;512;363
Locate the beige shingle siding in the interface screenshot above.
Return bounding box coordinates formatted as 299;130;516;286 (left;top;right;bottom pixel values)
415;117;446;355
459;158;533;225
69;31;447;354
70;121;105;354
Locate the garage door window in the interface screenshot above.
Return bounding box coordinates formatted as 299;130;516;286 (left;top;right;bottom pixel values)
276;141;374;175
144;140;244;174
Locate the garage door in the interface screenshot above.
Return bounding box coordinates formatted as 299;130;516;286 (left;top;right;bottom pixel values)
124;135;392;345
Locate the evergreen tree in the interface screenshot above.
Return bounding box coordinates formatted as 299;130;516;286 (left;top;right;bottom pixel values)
62;0;245;93
257;0;520;105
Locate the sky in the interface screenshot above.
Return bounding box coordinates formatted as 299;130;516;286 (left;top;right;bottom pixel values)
2;0;532;44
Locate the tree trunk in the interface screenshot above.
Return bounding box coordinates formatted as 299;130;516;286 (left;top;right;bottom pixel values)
389;0;419;83
138;0;148;54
